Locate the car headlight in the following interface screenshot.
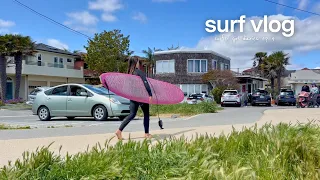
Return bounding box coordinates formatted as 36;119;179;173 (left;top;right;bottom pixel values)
110;97;121;104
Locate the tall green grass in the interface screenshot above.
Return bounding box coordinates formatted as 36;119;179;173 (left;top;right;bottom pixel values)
138;102;220;116
1;122;320;179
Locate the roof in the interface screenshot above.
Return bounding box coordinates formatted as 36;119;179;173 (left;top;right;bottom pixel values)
153;49;231;60
35;43;79;56
243;68;255;72
235;75;268;81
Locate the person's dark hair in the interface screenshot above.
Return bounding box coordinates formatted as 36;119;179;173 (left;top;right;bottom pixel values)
127;56;139;74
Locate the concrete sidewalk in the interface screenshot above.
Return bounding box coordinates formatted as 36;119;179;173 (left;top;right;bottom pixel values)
1;108;319;167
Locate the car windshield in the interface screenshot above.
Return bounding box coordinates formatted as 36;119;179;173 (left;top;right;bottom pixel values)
280;91;294;96
254;90;268;95
83;85;114;95
223;91;237;95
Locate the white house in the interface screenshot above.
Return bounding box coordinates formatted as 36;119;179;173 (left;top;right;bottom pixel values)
5;43;85;100
288;69;320;95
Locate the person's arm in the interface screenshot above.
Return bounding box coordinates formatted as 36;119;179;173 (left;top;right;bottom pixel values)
135;69;153;97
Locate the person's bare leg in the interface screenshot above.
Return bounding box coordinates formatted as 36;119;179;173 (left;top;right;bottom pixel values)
115;100;138;140
115;129;123;140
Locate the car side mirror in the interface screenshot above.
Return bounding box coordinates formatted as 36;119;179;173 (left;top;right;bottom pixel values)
80;92;88;96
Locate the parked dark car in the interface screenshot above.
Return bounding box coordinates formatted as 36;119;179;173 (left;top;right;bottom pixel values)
251;89;271;106
276;88;296;106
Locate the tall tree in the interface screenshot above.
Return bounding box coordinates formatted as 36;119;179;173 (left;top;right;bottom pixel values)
252;52;268;77
84;29;132;73
267;51;290;93
0;35;8;102
10;35;36;99
0;35;15;102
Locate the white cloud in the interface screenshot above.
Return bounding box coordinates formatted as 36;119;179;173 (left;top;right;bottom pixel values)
197;14;320;70
63;11;98;34
0;19;15;34
64;11;98;26
315;67;320;69
152;0;185;2
101;13;117;22
89;0;123;22
298;0;308;10
47;39;69;50
132;12;147;23
0;19;15;28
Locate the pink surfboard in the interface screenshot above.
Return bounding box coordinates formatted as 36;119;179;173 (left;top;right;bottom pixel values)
99;72;184;105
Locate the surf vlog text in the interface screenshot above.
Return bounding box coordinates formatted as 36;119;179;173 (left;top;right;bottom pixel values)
205;15;295;37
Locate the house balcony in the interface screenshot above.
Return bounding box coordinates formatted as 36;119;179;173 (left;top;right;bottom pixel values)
6;60;84;78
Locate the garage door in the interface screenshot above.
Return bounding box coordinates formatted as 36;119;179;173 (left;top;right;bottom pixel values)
28;81;47;94
50;82;66;87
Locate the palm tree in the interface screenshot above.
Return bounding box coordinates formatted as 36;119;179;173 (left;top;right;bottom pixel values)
142;47;158;77
264;57;277;95
267;51;290;93
10;35;36;99
252;52;268;77
0;34;14;102
167;44;179;50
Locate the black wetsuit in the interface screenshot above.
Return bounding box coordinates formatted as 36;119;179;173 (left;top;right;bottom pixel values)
118;68;153;133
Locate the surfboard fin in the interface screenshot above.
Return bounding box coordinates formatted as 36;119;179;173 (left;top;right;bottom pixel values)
158;119;164;129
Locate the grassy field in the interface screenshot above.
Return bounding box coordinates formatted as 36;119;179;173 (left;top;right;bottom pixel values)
1;122;320;179
138;102;221;116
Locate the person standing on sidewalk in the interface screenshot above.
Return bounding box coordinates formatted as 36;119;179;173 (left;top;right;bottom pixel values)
310;83;319;107
243;91;248;107
115;56;153;140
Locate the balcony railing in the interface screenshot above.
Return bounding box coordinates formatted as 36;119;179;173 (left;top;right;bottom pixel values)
6;60;83;78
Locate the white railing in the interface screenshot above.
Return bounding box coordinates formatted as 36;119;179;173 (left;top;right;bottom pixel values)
7;60;83;78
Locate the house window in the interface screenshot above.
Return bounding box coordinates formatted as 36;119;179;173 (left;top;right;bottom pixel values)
67;58;72;63
54;57;58;67
220;62;224;70
37;54;42;66
212;60;217;70
224;64;229;70
156;60;175;74
187;59;207;73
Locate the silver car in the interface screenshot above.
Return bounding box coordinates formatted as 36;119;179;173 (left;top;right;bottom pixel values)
186;93;214;104
26;87;50;105
32;84;130;121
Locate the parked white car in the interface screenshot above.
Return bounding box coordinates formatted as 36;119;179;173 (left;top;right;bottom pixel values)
186;93;214;104
221;89;242;107
26;87;50;105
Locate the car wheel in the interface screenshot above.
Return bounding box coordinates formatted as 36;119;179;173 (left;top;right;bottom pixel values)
67;117;75;120
38;106;51;121
93;105;108;121
267;103;271;107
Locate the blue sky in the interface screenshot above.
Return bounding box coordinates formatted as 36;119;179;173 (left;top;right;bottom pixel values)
1;0;320;71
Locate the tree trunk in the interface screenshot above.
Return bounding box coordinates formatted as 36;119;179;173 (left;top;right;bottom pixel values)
14;53;22;99
277;74;281;93
0;55;7;102
270;77;275;92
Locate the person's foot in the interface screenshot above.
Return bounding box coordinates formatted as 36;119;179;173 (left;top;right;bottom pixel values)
115;130;123;140
144;133;152;138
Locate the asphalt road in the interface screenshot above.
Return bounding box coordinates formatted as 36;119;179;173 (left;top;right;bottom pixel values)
0;105;295;140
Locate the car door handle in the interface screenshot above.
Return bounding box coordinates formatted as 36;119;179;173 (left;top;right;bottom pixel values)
47;97;51;100
68;99;72;102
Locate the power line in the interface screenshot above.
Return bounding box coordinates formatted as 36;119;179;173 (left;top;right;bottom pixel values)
264;0;320;16
11;0;92;39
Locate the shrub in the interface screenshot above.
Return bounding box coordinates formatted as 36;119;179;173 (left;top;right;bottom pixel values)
1;122;320;179
212;86;226;104
138;102;219;116
4;98;24;104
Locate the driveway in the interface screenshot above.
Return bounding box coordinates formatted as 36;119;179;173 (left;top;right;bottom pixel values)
0;106;295;140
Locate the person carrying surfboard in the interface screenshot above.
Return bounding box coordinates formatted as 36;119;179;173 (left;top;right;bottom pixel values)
115;56;153;140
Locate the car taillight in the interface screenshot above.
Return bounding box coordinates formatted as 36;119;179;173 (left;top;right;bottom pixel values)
187;98;191;100
200;98;204;101
237;94;240;98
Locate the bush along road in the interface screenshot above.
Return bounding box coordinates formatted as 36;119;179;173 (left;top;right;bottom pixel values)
1;122;320;179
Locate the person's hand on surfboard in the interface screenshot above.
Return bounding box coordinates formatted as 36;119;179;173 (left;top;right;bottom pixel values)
149;96;152;104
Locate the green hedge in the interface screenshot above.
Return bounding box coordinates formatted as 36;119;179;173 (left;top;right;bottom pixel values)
1;122;320;179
